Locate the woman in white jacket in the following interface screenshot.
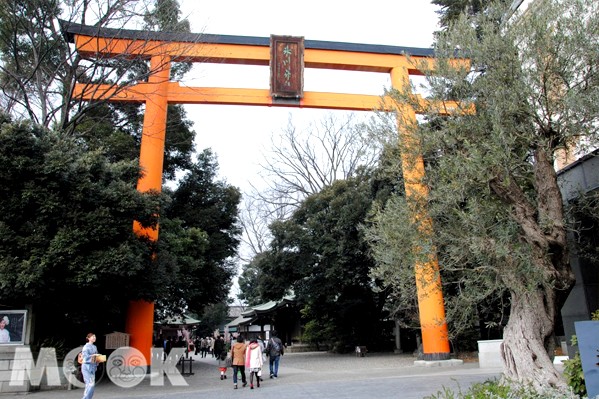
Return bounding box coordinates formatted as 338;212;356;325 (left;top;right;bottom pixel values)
245;338;264;389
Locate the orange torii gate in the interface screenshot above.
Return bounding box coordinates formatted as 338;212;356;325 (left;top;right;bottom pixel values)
63;21;459;365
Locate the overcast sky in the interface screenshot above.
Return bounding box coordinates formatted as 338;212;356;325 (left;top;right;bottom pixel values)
175;1;442;191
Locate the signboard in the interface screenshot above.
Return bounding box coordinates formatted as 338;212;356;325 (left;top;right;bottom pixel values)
270;35;304;99
105;332;130;349
0;310;27;345
574;321;599;399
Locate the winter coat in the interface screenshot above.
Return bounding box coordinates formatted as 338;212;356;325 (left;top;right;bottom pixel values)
245;342;263;370
231;342;247;366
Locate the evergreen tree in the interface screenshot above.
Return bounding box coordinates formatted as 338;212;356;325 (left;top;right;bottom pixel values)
367;0;599;389
432;0;509;28
0;0;196;180
246;174;389;350
0;115;164;345
157;149;241;314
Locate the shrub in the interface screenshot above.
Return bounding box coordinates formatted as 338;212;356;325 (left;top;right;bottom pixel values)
563;345;585;397
562;309;599;397
425;379;578;399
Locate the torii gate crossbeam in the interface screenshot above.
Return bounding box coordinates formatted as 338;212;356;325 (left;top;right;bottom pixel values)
63;21;459;365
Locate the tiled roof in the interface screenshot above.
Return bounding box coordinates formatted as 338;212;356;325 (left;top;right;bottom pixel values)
228;296;296;328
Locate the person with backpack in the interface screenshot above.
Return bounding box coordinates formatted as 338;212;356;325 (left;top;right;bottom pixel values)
265;330;284;379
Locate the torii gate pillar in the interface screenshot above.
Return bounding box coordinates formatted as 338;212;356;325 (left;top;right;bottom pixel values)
391;67;450;359
126;55;171;366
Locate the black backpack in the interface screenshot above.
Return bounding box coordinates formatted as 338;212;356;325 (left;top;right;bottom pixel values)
270;338;281;356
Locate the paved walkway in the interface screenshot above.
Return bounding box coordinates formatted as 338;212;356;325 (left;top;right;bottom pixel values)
24;351;504;398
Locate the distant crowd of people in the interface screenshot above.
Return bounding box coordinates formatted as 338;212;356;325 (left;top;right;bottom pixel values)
194;335;225;358
154;330;285;389
154;334;191;357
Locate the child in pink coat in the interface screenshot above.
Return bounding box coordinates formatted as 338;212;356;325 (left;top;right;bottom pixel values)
245;338;264;389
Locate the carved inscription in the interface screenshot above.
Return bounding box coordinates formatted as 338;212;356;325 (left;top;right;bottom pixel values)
270;35;304;99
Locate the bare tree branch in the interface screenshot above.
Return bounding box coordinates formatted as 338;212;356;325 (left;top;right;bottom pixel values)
238;112;382;259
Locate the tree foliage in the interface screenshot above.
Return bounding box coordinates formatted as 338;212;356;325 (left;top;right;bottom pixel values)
0;0;239;344
0;0;150;129
0;115;163;341
0;118;240;344
241;174;391;350
237;252;270;305
432;0;509;28
366;0;599;389
0;0;196;180
157;149;241;314
193;302;231;338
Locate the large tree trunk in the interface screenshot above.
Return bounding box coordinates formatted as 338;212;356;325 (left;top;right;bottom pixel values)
491;147;575;390
500;287;565;389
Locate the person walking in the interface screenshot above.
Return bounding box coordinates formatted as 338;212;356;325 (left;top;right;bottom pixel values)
165;337;173;357
217;350;229;380
194;336;200;355
81;333;99;399
245;338;263;389
209;336;215;357
200;337;207;358
265;331;284;379
256;335;266;381
213;335;225;360
230;335;247;389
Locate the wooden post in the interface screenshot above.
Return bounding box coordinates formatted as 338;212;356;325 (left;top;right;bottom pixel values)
391;67;450;360
126;54;171;367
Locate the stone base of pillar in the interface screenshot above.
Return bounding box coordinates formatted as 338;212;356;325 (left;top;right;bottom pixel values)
414;359;464;367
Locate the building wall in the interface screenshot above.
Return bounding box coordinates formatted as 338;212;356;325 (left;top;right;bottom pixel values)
557;152;599;355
